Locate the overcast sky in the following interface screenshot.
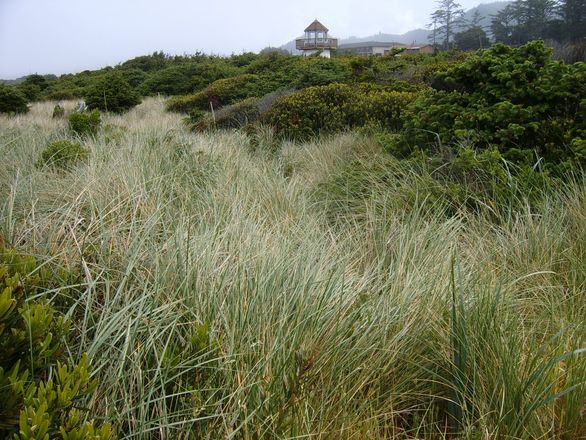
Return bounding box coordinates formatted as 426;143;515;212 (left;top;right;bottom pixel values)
0;0;481;78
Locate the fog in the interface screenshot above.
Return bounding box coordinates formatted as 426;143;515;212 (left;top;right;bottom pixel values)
0;0;481;78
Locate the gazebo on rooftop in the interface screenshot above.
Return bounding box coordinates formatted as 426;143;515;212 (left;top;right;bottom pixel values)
296;19;338;57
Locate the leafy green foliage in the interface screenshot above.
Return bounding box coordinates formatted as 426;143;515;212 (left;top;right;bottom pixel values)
15;75;51;102
40;140;89;169
316;138;552;224
491;0;586;44
0;248;114;439
166;74;264;113
52;105;65;119
191;97;261;131
67;110;101;137
403;41;586;173
85;73;140;113
264;83;416;140
454;26;490;51
0;85;29;114
184;108;206;126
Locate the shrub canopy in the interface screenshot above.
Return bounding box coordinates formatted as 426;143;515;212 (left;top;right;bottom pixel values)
264;83;416;140
0;84;28;114
85;72;141;113
403;41;586;171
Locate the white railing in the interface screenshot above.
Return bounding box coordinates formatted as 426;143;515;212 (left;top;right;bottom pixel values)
295;38;338;50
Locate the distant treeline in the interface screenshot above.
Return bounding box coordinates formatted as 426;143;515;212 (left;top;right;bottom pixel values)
490;0;586;45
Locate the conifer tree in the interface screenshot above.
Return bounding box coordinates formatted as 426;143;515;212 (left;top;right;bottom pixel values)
429;0;465;49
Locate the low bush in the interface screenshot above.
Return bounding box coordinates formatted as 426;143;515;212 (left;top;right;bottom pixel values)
316;138;553;225
44;90;78;101
264;83;416;140
188;89;294;133
0;84;29;114
191;97;261;131
40;139;89;169
52;104;65;118
0;247;113;439
68;109;101;137
85;72;141;113
292;56;352;88
402;41;586;173
183;108;207;125
166;74;262;113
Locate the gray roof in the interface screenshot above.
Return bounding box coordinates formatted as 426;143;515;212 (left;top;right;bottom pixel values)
337;41;408;49
305;20;329;32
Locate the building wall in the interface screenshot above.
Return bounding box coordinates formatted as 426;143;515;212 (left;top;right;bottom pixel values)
418;45;434;54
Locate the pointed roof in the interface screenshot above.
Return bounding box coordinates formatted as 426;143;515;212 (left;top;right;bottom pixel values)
305;20;328;32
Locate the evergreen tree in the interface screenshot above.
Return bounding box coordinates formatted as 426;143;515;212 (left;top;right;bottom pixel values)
456;10;490;50
429;0;465;49
559;0;586;41
0;84;29;114
516;0;558;41
455;26;490;50
85;72;141;113
491;5;520;44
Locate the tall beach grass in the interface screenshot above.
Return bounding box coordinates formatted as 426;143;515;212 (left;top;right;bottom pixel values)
0;98;584;439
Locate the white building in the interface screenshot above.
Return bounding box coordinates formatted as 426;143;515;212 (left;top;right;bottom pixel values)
296;20;338;58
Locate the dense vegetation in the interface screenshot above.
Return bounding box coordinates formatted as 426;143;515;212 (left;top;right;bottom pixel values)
491;0;586;45
0;84;29;114
0;248;113;439
0;98;584;439
0;16;585;437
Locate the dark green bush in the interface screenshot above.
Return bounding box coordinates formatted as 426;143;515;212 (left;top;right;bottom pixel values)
192;97;261;131
40;140;89;169
138;65;200;96
166;74;262;113
292;57;352;88
403;41;586;173
264;83;416;140
85;72;141;113
44;90;78;101
52;104;65;118
15;74;51;101
0;84;28;114
0;247;114;439
183;108;207;126
68;110;101;137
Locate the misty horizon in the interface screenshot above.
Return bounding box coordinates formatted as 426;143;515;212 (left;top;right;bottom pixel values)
0;0;487;79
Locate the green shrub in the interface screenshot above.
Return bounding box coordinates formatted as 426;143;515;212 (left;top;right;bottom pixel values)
52;104;65;118
292;57;352;88
192;97;261;131
0;247;114;439
40;140;89;169
44;90;78;101
403;41;586;173
68;109;101;137
264;83;416;140
183;108;207;126
85;72;140;113
166;74;267;113
0;84;29;114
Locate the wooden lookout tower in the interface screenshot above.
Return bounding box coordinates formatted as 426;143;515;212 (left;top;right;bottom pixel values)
296;20;338;58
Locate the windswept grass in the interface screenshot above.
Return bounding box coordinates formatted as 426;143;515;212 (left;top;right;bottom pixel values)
0;98;584;439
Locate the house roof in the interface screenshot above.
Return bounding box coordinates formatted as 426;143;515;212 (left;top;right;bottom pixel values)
337;41;407;49
305;20;329;32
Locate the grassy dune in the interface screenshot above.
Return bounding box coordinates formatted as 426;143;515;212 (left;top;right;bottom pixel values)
1;98;585;439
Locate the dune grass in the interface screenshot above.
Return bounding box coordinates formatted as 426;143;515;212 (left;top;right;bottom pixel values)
0;98;584;439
